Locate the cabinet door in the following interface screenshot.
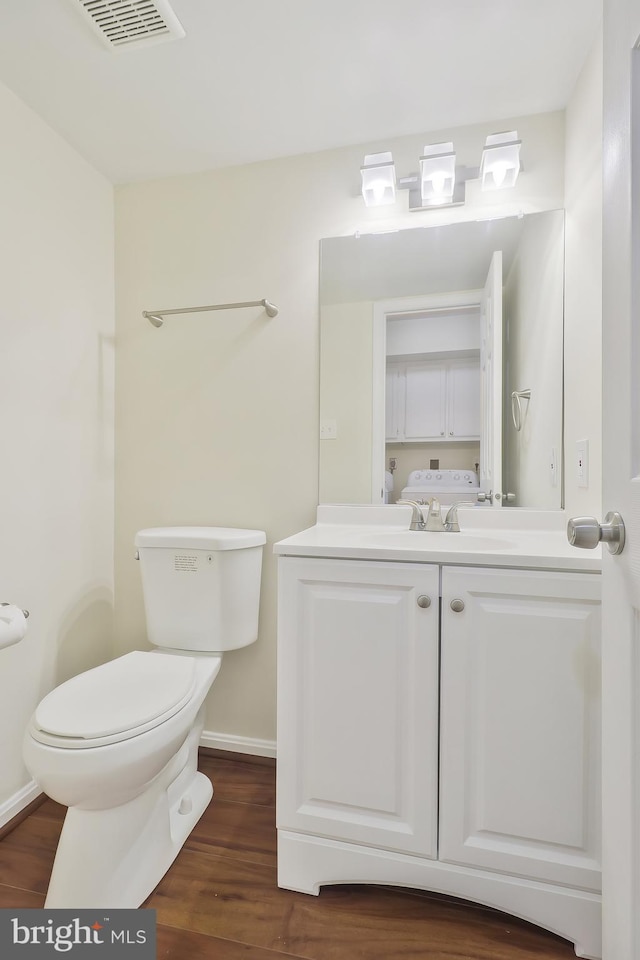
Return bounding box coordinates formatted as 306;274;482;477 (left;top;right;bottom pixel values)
440;566;601;891
403;360;446;439
277;557;439;857
385;363;403;441
447;359;481;439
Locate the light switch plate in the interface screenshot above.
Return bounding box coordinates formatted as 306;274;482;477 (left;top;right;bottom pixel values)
576;439;589;488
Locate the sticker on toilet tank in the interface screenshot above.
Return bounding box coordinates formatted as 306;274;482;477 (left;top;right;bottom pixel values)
0;908;156;957
174;553;198;572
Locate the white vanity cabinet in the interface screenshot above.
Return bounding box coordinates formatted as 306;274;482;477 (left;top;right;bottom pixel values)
277;549;602;959
277;557;440;857
386;357;480;442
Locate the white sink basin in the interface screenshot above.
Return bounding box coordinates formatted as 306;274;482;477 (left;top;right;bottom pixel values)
358;531;515;551
274;507;602;571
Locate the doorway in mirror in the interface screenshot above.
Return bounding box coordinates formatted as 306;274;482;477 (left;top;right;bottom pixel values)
378;252;502;507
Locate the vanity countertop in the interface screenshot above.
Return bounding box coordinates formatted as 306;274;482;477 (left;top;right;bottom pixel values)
274;505;602;572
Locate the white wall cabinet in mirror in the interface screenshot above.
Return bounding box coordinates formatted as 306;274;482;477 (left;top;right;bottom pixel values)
386;358;480;443
319;210;564;510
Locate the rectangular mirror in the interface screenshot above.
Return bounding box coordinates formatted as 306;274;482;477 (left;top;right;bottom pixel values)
319;209;564;509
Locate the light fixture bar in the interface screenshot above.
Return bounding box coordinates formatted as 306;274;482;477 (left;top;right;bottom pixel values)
399;166;478;212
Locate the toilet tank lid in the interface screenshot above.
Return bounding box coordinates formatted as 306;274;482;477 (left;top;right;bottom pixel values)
135;526;267;550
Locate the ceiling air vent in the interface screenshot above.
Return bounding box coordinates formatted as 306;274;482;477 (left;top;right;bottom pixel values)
73;0;185;50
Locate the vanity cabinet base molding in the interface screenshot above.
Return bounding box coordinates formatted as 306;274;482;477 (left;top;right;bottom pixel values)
277;555;602;959
277;830;601;960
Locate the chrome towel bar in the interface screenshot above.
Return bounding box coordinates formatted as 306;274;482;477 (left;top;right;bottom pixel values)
143;298;278;327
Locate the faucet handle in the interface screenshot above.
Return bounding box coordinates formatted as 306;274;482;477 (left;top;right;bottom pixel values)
397;499;426;531
444;500;477;532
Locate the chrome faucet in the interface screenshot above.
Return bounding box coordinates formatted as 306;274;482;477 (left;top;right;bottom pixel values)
397;499;426;531
444;501;476;532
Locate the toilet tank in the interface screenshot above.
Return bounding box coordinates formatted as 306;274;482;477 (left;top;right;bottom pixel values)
134;527;266;653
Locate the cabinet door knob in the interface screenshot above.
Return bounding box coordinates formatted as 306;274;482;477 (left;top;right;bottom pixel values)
450;599;465;613
417;595;431;608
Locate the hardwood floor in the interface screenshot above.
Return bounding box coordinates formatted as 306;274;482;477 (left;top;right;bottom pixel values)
0;751;577;959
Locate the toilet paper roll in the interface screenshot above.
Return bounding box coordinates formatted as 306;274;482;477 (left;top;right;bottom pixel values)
0;604;28;650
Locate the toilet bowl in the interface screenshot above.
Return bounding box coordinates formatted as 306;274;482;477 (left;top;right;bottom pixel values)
23;526;265;909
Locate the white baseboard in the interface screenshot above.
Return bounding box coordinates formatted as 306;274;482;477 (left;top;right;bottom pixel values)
200;729;276;759
0;779;42;829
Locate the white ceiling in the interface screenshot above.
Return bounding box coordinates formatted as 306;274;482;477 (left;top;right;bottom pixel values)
0;0;602;184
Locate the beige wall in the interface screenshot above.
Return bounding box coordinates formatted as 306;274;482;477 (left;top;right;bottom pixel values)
564;31;603;518
0;81;114;811
319;302;375;504
115;110;567;751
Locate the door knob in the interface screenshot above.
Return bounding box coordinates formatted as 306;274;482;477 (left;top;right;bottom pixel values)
450;599;465;613
567;512;625;555
417;595;431;608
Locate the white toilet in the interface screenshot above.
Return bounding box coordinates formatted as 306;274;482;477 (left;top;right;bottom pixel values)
23;525;266;909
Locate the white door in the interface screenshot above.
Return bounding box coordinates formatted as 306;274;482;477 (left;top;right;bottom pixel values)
385;363;401;441
600;8;640;959
479;251;503;505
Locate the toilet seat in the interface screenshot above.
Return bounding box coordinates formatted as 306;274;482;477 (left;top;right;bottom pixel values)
30;651;197;749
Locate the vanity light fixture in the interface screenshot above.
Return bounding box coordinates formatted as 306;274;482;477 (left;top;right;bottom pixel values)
360;152;396;206
360;130;522;210
419;142;456;205
479;131;522;190
361;131;522;211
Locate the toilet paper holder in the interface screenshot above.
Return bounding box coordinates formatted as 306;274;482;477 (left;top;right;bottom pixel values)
0;602;29;650
0;602;29;618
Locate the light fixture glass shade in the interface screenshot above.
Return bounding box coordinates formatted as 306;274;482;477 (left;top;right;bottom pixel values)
361;152;396;206
479;131;521;190
419;142;456;203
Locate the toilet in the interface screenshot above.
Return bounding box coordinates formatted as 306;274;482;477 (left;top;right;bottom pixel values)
23;525;266;909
